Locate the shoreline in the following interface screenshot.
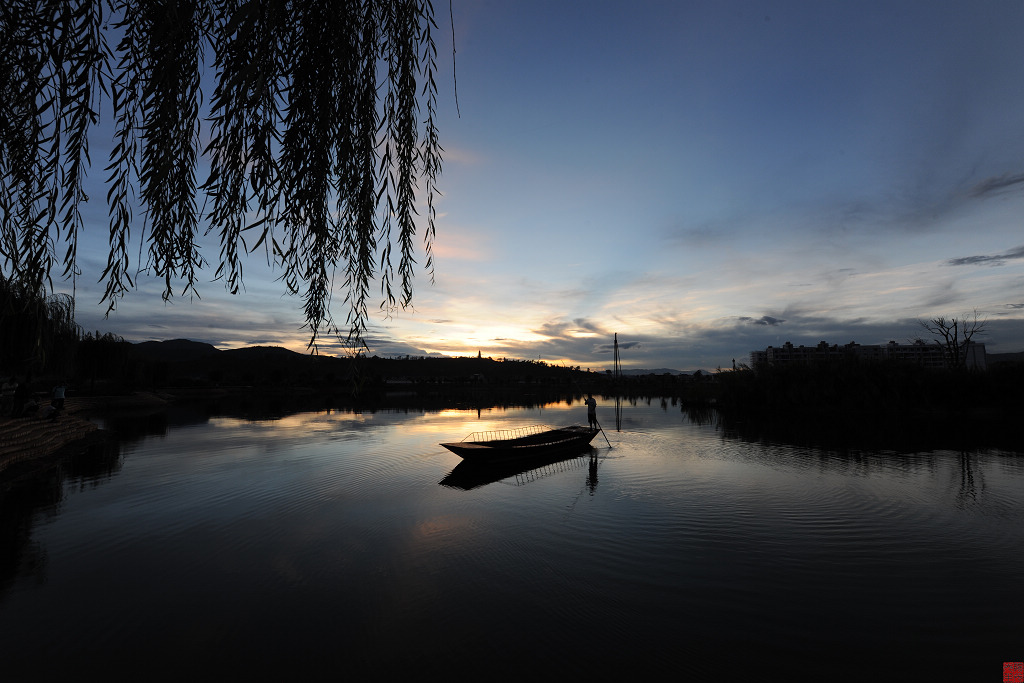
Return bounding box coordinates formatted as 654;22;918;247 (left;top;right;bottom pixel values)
0;412;98;474
0;392;169;474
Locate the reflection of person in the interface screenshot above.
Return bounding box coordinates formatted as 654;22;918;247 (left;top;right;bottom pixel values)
585;393;598;429
587;451;599;494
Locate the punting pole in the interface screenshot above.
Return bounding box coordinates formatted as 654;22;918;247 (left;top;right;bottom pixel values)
613;333;622;432
595;419;613;448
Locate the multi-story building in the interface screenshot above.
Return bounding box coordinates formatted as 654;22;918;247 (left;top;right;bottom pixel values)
749;340;986;369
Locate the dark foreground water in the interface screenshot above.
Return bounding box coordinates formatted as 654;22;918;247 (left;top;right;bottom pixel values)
1;399;1022;680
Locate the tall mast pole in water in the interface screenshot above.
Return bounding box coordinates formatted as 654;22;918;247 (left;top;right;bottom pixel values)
613;333;622;431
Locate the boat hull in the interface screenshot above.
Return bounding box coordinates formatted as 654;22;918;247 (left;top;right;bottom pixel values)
440;426;599;462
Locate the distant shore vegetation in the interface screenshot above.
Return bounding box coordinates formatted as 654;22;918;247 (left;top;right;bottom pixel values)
3;308;1022;417
3;276;1021;448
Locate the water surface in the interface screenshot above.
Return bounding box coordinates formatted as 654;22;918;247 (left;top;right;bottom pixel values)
1;400;1022;679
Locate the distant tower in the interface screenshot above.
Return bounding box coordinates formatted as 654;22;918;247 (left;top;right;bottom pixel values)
478;350;481;359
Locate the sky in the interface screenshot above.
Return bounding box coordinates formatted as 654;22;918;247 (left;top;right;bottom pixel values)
64;0;1024;371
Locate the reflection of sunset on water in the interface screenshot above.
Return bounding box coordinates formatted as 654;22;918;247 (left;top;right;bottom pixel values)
191;403;596;454
207;411;373;434
400;403;590;439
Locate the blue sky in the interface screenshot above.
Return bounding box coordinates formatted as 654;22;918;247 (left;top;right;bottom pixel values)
66;1;1024;371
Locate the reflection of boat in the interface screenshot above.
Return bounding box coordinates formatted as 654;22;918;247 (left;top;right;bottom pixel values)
440;449;594;490
440;424;600;462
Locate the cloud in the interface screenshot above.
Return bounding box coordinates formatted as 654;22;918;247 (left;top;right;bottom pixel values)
533;321;572;338
353;305;1024;371
533;318;611;340
572;318;603;333
947;244;1024;267
738;315;785;326
594;339;641;353
431;228;492;262
243;338;281;345
969;172;1024;198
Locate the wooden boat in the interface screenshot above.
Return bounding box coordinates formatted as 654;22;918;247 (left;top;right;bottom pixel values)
440;424;600;462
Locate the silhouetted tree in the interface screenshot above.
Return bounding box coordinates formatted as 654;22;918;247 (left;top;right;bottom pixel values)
75;331;130;389
0;0;442;349
0;272;80;376
918;310;987;368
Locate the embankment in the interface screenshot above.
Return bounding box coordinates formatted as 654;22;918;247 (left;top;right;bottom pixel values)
0;393;169;473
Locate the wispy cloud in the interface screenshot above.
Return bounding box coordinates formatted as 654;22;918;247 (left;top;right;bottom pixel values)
947;244;1024;267
431;227;492;261
969;172;1024;198
533;317;611;340
738;315;785;326
594;339;641;353
572;318;605;333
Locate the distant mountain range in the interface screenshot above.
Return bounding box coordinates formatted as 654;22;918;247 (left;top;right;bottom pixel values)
130;341;703;375
132;339;220;361
131;339;304;362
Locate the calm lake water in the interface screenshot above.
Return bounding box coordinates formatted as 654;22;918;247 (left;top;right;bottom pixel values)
1;398;1022;680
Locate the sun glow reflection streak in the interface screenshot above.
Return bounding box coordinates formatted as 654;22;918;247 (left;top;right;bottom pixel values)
193;404;592;447
209;412;374;432
404;403;590;440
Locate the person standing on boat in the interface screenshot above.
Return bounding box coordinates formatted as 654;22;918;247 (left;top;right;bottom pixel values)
585;393;598;430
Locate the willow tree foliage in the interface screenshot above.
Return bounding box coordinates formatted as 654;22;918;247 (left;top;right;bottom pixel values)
0;273;79;376
0;0;442;350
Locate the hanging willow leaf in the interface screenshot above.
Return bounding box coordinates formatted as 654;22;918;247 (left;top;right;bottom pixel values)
0;0;442;351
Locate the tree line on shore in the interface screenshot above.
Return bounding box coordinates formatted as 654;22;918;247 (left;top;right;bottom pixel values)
4;273;1022;424
715;358;1024;419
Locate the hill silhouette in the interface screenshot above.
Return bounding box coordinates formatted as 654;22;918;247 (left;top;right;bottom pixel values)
61;338;715;414
132;339;219;362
